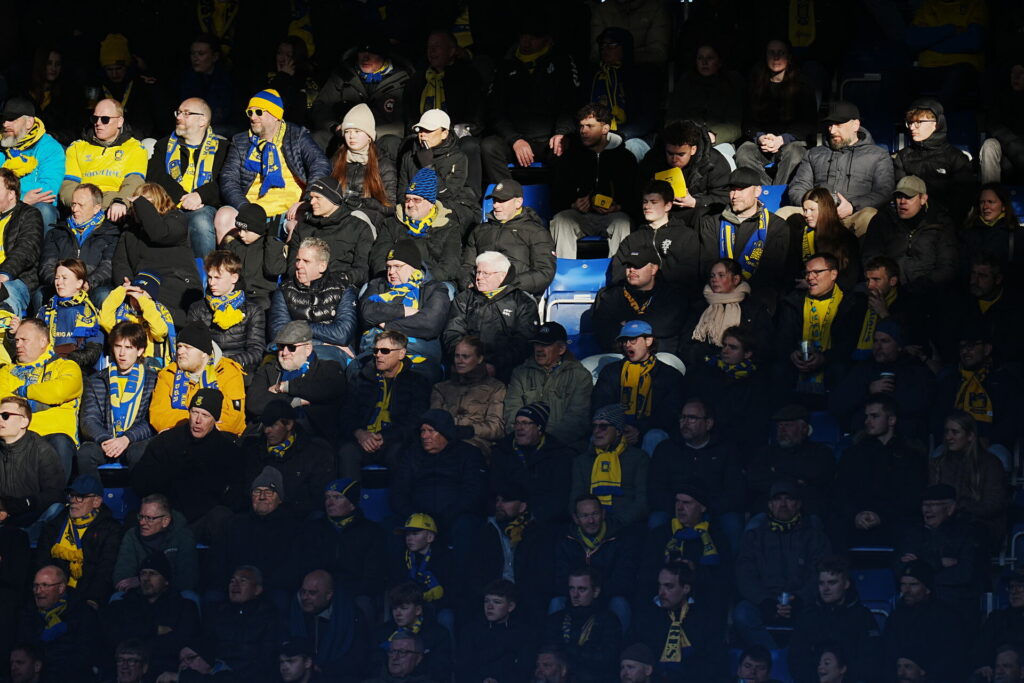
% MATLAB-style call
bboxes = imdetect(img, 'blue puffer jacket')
[220,123,330,209]
[13,132,65,198]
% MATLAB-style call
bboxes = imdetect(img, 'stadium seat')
[760,185,787,212]
[852,568,896,603]
[808,411,840,447]
[544,258,612,358]
[1005,186,1024,225]
[771,648,794,683]
[580,353,623,385]
[547,258,612,294]
[483,170,554,223]
[360,465,392,523]
[196,258,208,290]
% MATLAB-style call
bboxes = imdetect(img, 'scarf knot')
[957,361,993,423]
[590,437,627,508]
[665,517,720,566]
[369,269,424,308]
[402,205,438,236]
[768,513,802,533]
[1,118,46,176]
[707,354,757,379]
[170,358,218,410]
[692,281,751,345]
[661,602,693,663]
[206,290,246,329]
[267,434,295,459]
[420,67,447,113]
[405,548,444,602]
[67,211,104,245]
[166,129,221,192]
[359,61,394,84]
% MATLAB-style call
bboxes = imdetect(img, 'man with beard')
[543,568,621,682]
[974,571,1024,680]
[0,98,63,230]
[60,99,147,210]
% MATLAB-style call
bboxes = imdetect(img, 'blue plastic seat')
[482,180,553,223]
[360,465,392,523]
[808,411,840,447]
[1006,186,1024,226]
[760,185,787,213]
[102,486,140,522]
[547,258,612,293]
[852,568,896,603]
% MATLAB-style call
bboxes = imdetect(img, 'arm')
[214,363,247,436]
[79,375,114,443]
[848,152,895,211]
[559,366,595,444]
[611,451,648,529]
[295,126,331,181]
[262,235,288,277]
[287,360,347,403]
[38,231,59,288]
[86,232,119,293]
[136,295,170,342]
[233,305,267,370]
[146,137,185,202]
[472,383,507,442]
[0,206,42,280]
[267,290,290,344]
[132,197,188,246]
[787,157,814,206]
[107,165,146,207]
[309,286,357,346]
[31,137,65,198]
[384,284,450,339]
[516,229,556,294]
[60,143,82,208]
[219,140,248,209]
[122,369,158,443]
[23,360,83,406]
[148,370,185,433]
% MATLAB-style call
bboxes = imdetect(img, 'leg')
[603,212,633,257]
[647,511,670,529]
[119,440,151,469]
[75,441,108,482]
[337,440,367,482]
[640,428,669,457]
[734,142,773,185]
[845,207,878,238]
[979,138,1003,185]
[0,278,30,317]
[89,285,113,310]
[713,511,745,557]
[608,596,631,634]
[549,210,584,259]
[34,201,58,236]
[547,596,567,615]
[214,206,240,246]
[774,141,807,185]
[624,138,650,163]
[732,599,778,650]
[44,434,75,483]
[187,205,218,258]
[481,135,514,184]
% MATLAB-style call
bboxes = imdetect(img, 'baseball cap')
[403,513,438,534]
[822,101,861,124]
[66,474,103,498]
[486,179,524,202]
[894,176,927,198]
[616,320,654,340]
[413,109,451,132]
[530,322,568,345]
[621,244,659,268]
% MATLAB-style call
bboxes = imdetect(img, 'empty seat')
[360,465,392,523]
[760,185,788,212]
[852,568,896,603]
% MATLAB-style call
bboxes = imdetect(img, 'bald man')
[146,97,229,257]
[287,569,368,678]
[60,98,147,209]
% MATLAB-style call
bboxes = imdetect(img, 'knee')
[214,206,238,231]
[980,138,1002,156]
[480,136,505,157]
[779,142,806,161]
[735,142,758,160]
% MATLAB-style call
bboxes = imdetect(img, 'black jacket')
[246,355,347,442]
[360,277,450,342]
[698,207,791,310]
[397,133,478,219]
[829,354,936,440]
[637,123,731,219]
[131,424,242,523]
[40,216,121,295]
[488,48,578,144]
[310,50,413,140]
[894,516,985,616]
[17,588,100,682]
[461,207,556,295]
[773,287,866,388]
[442,276,539,382]
[294,511,388,598]
[788,590,882,683]
[342,357,430,447]
[649,435,744,516]
[36,504,121,606]
[370,202,463,283]
[833,435,928,533]
[146,132,228,207]
[554,526,638,600]
[100,588,201,678]
[0,523,30,656]
[0,431,65,520]
[861,205,958,295]
[456,615,535,683]
[372,616,453,683]
[240,429,337,518]
[466,516,550,614]
[974,606,1024,671]
[222,234,288,309]
[403,59,485,133]
[543,606,621,683]
[214,506,302,591]
[392,440,487,531]
[592,357,685,435]
[629,597,719,682]
[331,155,397,227]
[735,512,832,608]
[0,201,43,290]
[489,433,574,526]
[613,217,702,294]
[289,206,374,287]
[931,361,1020,449]
[554,132,638,219]
[747,440,836,518]
[883,597,968,681]
[204,595,280,683]
[592,280,687,354]
[269,273,358,347]
[186,296,267,373]
[684,359,775,456]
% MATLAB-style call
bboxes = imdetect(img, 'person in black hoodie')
[667,43,745,147]
[973,570,1024,678]
[543,567,621,683]
[111,184,204,326]
[0,169,43,317]
[456,579,535,683]
[894,98,975,223]
[220,203,289,311]
[550,103,638,259]
[40,183,121,301]
[398,109,478,229]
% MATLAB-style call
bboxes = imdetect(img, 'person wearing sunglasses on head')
[338,330,430,481]
[247,322,347,444]
[0,395,65,530]
[59,96,147,212]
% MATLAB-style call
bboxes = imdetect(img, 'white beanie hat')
[341,103,377,141]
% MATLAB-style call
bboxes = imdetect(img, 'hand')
[116,577,140,592]
[101,436,130,458]
[277,55,296,76]
[789,349,824,372]
[573,196,591,213]
[672,195,696,209]
[340,346,355,359]
[854,511,876,530]
[268,383,283,394]
[776,603,793,619]
[6,316,20,334]
[285,201,304,222]
[23,188,56,205]
[975,666,994,682]
[179,192,203,211]
[157,625,173,636]
[0,274,8,284]
[622,424,640,446]
[355,429,384,453]
[86,599,99,610]
[107,203,128,222]
[900,553,918,563]
[156,673,179,683]
[512,139,534,167]
[868,377,895,394]
[941,557,958,568]
[867,289,890,317]
[549,134,565,157]
[835,192,854,219]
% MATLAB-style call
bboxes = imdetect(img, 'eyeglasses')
[513,419,537,427]
[373,347,399,355]
[476,270,503,278]
[174,110,205,118]
[906,120,937,128]
[245,108,265,118]
[67,493,98,501]
[389,649,421,657]
[252,487,277,498]
[0,411,26,421]
[279,343,309,353]
[804,268,833,277]
[90,115,117,124]
[137,513,168,523]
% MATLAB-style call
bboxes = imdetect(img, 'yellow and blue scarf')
[359,61,394,84]
[268,434,295,459]
[591,437,627,508]
[50,509,98,586]
[802,286,844,353]
[42,291,100,344]
[39,598,69,642]
[514,435,545,465]
[165,129,222,193]
[420,68,447,113]
[170,358,218,410]
[11,345,59,412]
[197,0,239,52]
[854,287,898,359]
[369,268,423,308]
[405,548,444,602]
[591,64,627,130]
[664,518,720,566]
[67,211,104,245]
[206,290,246,330]
[956,361,993,424]
[514,44,550,74]
[367,363,402,433]
[575,521,607,553]
[707,355,757,379]
[719,208,770,280]
[561,612,596,647]
[1,117,45,177]
[620,357,655,418]
[108,363,146,436]
[244,121,286,197]
[661,603,693,663]
[402,205,438,237]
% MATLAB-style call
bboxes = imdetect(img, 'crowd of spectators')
[0,0,1022,682]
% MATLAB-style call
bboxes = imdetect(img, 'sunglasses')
[0,411,25,421]
[279,343,308,353]
[245,108,265,118]
[372,347,398,355]
[90,115,118,125]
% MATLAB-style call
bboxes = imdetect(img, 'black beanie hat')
[308,176,344,206]
[140,552,173,583]
[386,238,424,271]
[235,203,269,235]
[190,388,223,421]
[177,321,214,355]
[516,402,550,431]
[420,408,458,442]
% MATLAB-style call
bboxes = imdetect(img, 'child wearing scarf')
[37,258,102,371]
[396,514,452,608]
[99,272,175,368]
[187,250,266,372]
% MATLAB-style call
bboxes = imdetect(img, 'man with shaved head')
[146,98,228,257]
[286,569,368,679]
[17,565,100,679]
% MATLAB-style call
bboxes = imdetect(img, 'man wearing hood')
[787,101,895,237]
[461,179,555,296]
[59,97,147,211]
[894,98,975,222]
[550,103,637,259]
[443,251,539,382]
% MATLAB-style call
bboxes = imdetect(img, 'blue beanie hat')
[407,168,438,204]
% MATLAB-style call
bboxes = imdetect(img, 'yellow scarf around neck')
[619,357,655,417]
[590,437,627,507]
[802,286,844,352]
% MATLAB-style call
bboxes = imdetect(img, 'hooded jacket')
[371,201,463,283]
[148,343,247,436]
[310,49,413,140]
[398,132,478,217]
[221,233,288,309]
[489,47,579,145]
[861,204,958,293]
[787,128,896,211]
[614,216,702,294]
[39,214,121,295]
[0,201,43,290]
[36,503,121,605]
[289,206,374,287]
[637,122,732,216]
[269,273,358,348]
[554,132,639,219]
[221,123,330,210]
[503,356,594,448]
[462,206,556,295]
[392,438,488,530]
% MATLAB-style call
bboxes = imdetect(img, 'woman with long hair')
[26,45,85,146]
[930,411,1008,548]
[787,187,861,289]
[960,183,1023,284]
[36,258,103,371]
[329,103,396,227]
[430,335,506,458]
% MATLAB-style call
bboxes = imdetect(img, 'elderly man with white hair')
[443,251,539,382]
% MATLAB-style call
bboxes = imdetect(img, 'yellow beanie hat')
[100,34,131,67]
[248,89,285,121]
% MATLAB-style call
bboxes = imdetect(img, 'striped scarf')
[768,513,802,533]
[367,363,402,433]
[206,290,246,330]
[10,345,59,412]
[801,225,815,261]
[854,287,898,359]
[590,437,627,508]
[623,288,652,315]
[170,358,218,410]
[402,205,437,236]
[244,122,286,197]
[405,548,444,602]
[420,68,447,113]
[664,518,720,566]
[956,361,993,424]
[43,291,100,344]
[619,357,655,418]
[267,434,295,459]
[39,598,69,642]
[575,521,607,552]
[707,355,757,379]
[660,603,692,663]
[719,208,770,280]
[561,612,596,646]
[802,286,844,352]
[369,269,423,308]
[1,117,45,177]
[108,363,146,436]
[591,64,627,130]
[49,509,97,586]
[67,211,104,245]
[165,129,221,192]
[503,513,530,548]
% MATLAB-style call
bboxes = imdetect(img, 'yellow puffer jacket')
[0,348,84,443]
[149,349,246,436]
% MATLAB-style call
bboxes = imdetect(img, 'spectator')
[287,176,374,288]
[111,183,204,326]
[461,179,555,296]
[831,394,928,549]
[0,98,61,234]
[132,389,242,542]
[0,167,42,321]
[112,494,199,594]
[0,399,62,537]
[276,638,320,683]
[787,101,895,237]
[733,479,832,649]
[338,331,430,480]
[310,39,412,147]
[533,648,571,683]
[612,180,700,293]
[145,97,227,258]
[666,44,745,147]
[293,478,388,607]
[481,18,578,184]
[101,554,201,678]
[179,36,234,135]
[589,0,670,66]
[490,403,574,526]
[162,640,235,681]
[370,168,463,284]
[980,62,1024,184]
[636,120,731,225]
[973,572,1024,678]
[220,203,288,310]
[0,498,30,657]
[698,168,791,310]
[861,176,958,296]
[370,583,452,683]
[894,99,975,222]
[35,258,103,372]
[269,237,358,366]
[24,46,85,146]
[593,243,686,354]
[455,579,534,683]
[186,251,266,373]
[36,474,120,608]
[591,321,685,446]
[286,571,368,679]
[851,256,911,361]
[390,511,457,611]
[7,644,43,683]
[787,556,882,683]
[59,99,146,210]
[569,406,649,531]
[735,39,816,185]
[99,274,178,368]
[929,411,1008,550]
[205,566,280,682]
[618,643,656,683]
[368,634,434,683]
[550,104,637,259]
[956,252,1024,364]
[0,317,83,479]
[905,0,987,107]
[215,89,330,243]
[430,335,505,457]
[402,29,484,138]
[108,639,151,683]
[735,646,783,683]
[327,104,395,229]
[503,323,593,448]
[784,188,861,291]
[443,251,539,381]
[149,322,246,436]
[40,183,121,301]
[544,567,621,683]
[240,401,336,518]
[91,34,163,140]
[586,28,659,155]
[359,238,450,369]
[398,109,477,228]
